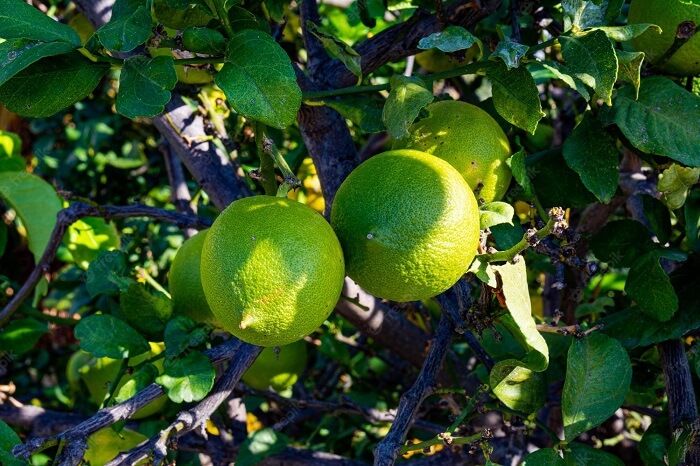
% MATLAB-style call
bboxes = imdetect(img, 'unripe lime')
[331,149,480,302]
[628,0,700,76]
[394,101,512,203]
[84,427,148,466]
[242,340,308,391]
[169,229,217,325]
[201,196,345,347]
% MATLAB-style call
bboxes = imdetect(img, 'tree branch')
[373,313,455,466]
[162,143,197,238]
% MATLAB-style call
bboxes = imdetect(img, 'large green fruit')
[331,149,480,302]
[242,340,308,391]
[628,0,700,76]
[394,100,512,203]
[169,229,217,324]
[201,196,345,347]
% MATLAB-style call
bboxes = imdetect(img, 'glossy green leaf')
[117,55,178,119]
[527,149,598,208]
[85,250,131,298]
[75,314,150,359]
[164,316,209,359]
[0,39,76,87]
[638,417,670,466]
[657,164,700,210]
[306,21,362,79]
[564,442,625,465]
[156,350,215,403]
[155,0,213,29]
[0,171,61,264]
[599,77,700,167]
[0,318,48,355]
[562,332,632,440]
[593,24,660,42]
[237,428,291,466]
[64,217,121,269]
[490,361,545,413]
[489,39,529,70]
[228,6,261,32]
[625,251,678,322]
[560,30,618,105]
[325,97,385,134]
[114,364,159,405]
[523,448,565,465]
[382,75,433,140]
[482,61,545,134]
[97,4,152,52]
[539,61,591,100]
[181,27,227,55]
[0,52,109,118]
[0,0,81,45]
[0,420,25,466]
[479,202,514,229]
[506,145,533,199]
[615,50,644,99]
[562,112,619,203]
[562,0,624,30]
[119,282,173,341]
[418,25,483,56]
[589,219,656,268]
[215,30,301,129]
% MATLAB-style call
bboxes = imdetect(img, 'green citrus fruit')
[201,196,345,347]
[393,100,512,203]
[77,343,166,419]
[84,427,148,466]
[169,229,217,324]
[628,0,700,76]
[330,149,480,302]
[242,340,308,391]
[415,46,477,73]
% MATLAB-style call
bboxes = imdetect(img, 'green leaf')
[593,24,660,42]
[479,202,514,229]
[116,55,178,119]
[615,50,644,99]
[527,149,598,208]
[642,194,671,244]
[482,61,545,134]
[215,29,301,129]
[382,75,433,140]
[325,97,385,134]
[0,130,22,159]
[599,77,700,167]
[589,219,656,268]
[118,282,173,341]
[492,260,549,371]
[64,217,121,269]
[625,251,679,322]
[505,144,533,199]
[0,420,25,466]
[684,190,700,253]
[0,52,109,118]
[0,171,62,264]
[181,27,227,55]
[489,39,529,70]
[306,21,362,79]
[418,25,483,57]
[559,30,618,105]
[0,0,82,45]
[490,362,545,413]
[467,256,498,288]
[155,0,213,29]
[163,316,209,359]
[237,428,290,466]
[638,417,670,466]
[114,363,159,404]
[0,39,76,87]
[658,164,700,210]
[539,61,591,101]
[97,4,152,52]
[562,0,624,30]
[0,318,48,355]
[264,0,286,22]
[75,314,150,359]
[564,442,625,465]
[562,332,632,440]
[85,250,131,298]
[523,448,565,465]
[562,112,619,203]
[156,350,215,403]
[228,6,262,32]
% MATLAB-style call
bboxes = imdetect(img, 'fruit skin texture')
[628,0,700,76]
[242,340,308,391]
[169,229,217,325]
[84,427,148,466]
[330,149,480,302]
[201,196,345,347]
[393,100,512,203]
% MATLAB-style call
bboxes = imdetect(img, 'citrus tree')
[0,0,699,464]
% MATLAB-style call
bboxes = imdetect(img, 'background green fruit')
[201,196,345,347]
[84,427,148,466]
[394,100,512,203]
[169,229,217,324]
[628,0,700,76]
[147,47,214,85]
[415,46,477,73]
[331,149,480,302]
[242,340,308,391]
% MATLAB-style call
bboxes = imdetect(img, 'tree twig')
[162,144,197,238]
[373,313,455,466]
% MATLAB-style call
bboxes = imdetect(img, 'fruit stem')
[656,21,697,69]
[100,357,129,409]
[400,430,485,454]
[477,207,566,263]
[254,122,282,196]
[136,266,172,299]
[254,123,301,197]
